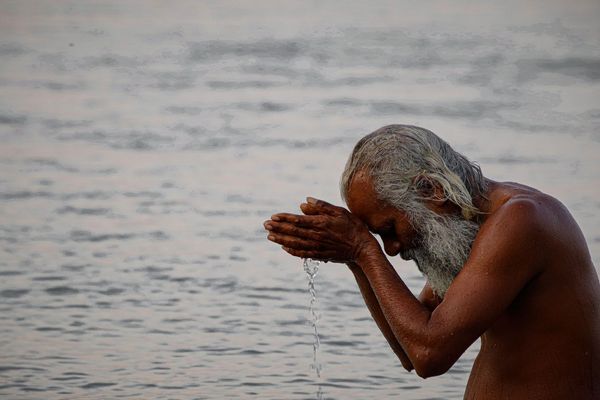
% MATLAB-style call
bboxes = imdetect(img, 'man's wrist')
[353,235,383,268]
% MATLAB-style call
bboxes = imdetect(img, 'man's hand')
[264,197,378,264]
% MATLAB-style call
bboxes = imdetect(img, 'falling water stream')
[303,258,323,398]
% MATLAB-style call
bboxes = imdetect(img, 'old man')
[264,125,600,399]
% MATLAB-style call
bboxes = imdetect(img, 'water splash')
[303,258,322,379]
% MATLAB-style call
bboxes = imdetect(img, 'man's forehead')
[347,172,384,216]
[348,171,375,196]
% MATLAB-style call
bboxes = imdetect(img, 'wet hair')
[340,124,487,221]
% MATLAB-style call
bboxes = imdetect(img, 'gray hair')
[340,124,487,221]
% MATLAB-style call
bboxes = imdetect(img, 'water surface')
[1,1,599,399]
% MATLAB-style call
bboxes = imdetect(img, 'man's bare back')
[464,182,600,399]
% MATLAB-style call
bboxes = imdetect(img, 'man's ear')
[413,175,447,207]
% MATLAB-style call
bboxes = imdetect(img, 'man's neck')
[473,178,500,219]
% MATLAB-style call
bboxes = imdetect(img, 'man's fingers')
[303,197,345,216]
[269,213,321,228]
[264,220,323,241]
[267,232,326,251]
[300,203,320,215]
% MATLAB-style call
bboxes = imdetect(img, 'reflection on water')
[0,1,599,399]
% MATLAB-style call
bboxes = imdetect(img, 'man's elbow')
[411,349,453,379]
[414,362,450,379]
[399,358,414,372]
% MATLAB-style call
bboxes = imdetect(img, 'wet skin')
[264,174,600,399]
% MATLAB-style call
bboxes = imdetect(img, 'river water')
[1,1,599,399]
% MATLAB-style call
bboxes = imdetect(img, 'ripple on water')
[162,318,194,323]
[146,329,175,335]
[174,348,195,353]
[242,293,284,301]
[19,387,46,392]
[80,382,116,389]
[169,276,195,283]
[0,191,53,200]
[203,277,238,292]
[45,286,79,295]
[0,289,29,298]
[35,326,64,332]
[250,286,305,294]
[51,375,86,382]
[0,270,24,276]
[0,366,47,372]
[136,265,173,273]
[275,318,305,326]
[70,230,135,242]
[117,318,144,328]
[32,276,66,281]
[60,263,88,271]
[56,206,111,216]
[97,288,125,296]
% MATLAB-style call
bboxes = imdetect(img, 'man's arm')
[353,198,544,377]
[266,198,545,378]
[348,261,414,371]
[349,263,442,371]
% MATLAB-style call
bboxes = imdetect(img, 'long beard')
[401,210,480,298]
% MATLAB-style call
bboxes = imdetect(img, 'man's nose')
[382,237,401,257]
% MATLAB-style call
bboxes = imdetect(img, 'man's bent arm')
[354,200,544,378]
[348,262,414,371]
[266,197,543,378]
[349,261,443,371]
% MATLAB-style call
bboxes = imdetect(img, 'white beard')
[401,210,480,298]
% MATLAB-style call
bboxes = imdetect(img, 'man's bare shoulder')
[482,182,575,237]
[468,182,582,276]
[476,181,592,274]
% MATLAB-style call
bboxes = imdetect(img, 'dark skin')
[264,172,600,399]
